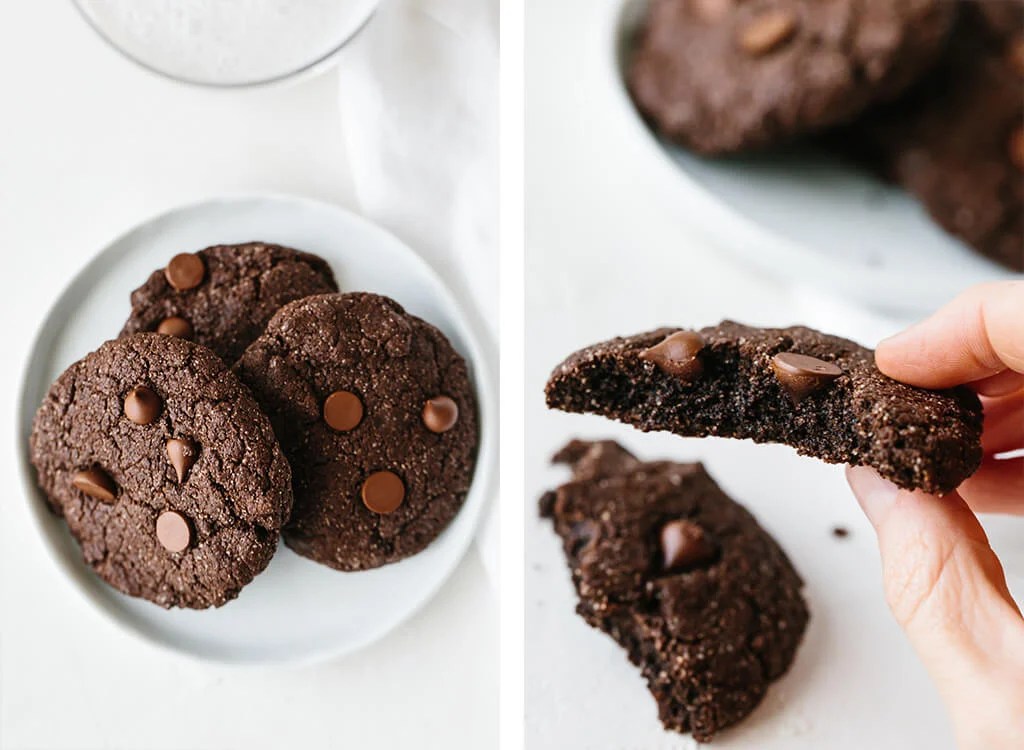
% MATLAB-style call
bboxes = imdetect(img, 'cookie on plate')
[120,242,339,364]
[843,0,1024,271]
[236,292,478,571]
[29,334,293,609]
[628,0,956,154]
[546,321,983,494]
[540,440,808,742]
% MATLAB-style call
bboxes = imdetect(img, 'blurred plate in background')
[604,0,1018,317]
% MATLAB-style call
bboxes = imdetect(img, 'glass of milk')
[73,0,381,87]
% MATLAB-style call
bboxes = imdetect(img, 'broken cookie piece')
[540,440,808,742]
[546,321,983,494]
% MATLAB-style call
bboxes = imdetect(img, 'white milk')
[78,0,379,85]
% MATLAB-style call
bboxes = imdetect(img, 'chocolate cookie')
[546,322,984,494]
[29,334,292,609]
[120,242,339,364]
[235,293,478,571]
[540,440,808,742]
[843,1,1024,270]
[628,0,956,154]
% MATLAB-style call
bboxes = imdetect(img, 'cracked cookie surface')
[546,321,984,494]
[236,293,479,571]
[120,242,339,364]
[29,333,293,609]
[628,0,956,154]
[540,440,808,742]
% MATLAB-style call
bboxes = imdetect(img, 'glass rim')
[70,0,379,89]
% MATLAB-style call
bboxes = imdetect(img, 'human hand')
[845,281,1024,750]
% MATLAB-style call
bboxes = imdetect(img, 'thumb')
[846,466,1024,746]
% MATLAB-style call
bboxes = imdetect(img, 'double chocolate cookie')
[844,0,1024,271]
[628,0,956,154]
[236,293,478,571]
[30,334,293,609]
[121,242,339,363]
[546,322,984,494]
[540,440,808,742]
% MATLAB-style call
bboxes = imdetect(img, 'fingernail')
[845,465,900,528]
[876,324,916,354]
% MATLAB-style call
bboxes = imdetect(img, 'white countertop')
[0,3,496,749]
[524,1,1024,748]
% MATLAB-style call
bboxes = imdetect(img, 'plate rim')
[14,191,498,668]
[597,0,1016,315]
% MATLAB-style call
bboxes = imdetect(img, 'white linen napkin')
[337,0,499,586]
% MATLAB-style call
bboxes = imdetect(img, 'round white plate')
[603,0,1019,316]
[16,194,497,666]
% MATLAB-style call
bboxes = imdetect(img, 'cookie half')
[236,292,479,571]
[540,440,808,742]
[30,334,293,609]
[628,0,956,154]
[546,322,983,494]
[842,0,1024,271]
[120,242,339,363]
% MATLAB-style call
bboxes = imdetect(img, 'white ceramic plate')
[603,0,1019,316]
[16,194,497,666]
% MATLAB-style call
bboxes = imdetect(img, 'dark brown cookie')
[29,334,293,609]
[120,242,339,364]
[628,0,956,154]
[540,440,808,742]
[842,0,1024,271]
[235,293,479,571]
[546,322,984,494]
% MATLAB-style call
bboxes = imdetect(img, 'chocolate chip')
[423,396,459,433]
[660,519,716,572]
[156,316,193,340]
[164,253,205,291]
[739,9,798,56]
[361,470,405,514]
[124,386,161,425]
[323,390,363,432]
[72,467,117,503]
[1010,127,1024,172]
[166,438,197,484]
[832,526,850,539]
[693,0,732,22]
[639,331,705,381]
[156,510,192,552]
[770,352,843,405]
[1008,36,1024,77]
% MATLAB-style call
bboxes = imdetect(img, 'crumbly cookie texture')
[540,440,809,742]
[236,292,479,571]
[628,0,956,154]
[30,333,293,609]
[121,242,339,363]
[546,321,983,494]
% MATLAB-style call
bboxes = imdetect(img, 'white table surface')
[524,1,1024,748]
[0,3,496,749]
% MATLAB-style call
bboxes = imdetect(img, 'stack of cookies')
[29,243,479,609]
[628,0,1024,270]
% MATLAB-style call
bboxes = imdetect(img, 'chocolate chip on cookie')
[30,333,293,609]
[541,440,808,742]
[236,293,479,571]
[121,242,339,364]
[546,321,984,494]
[628,0,956,154]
